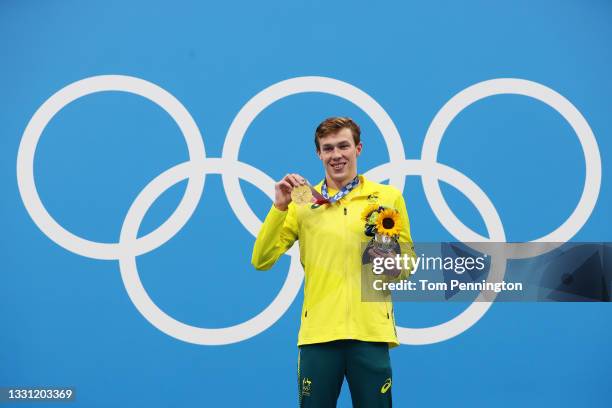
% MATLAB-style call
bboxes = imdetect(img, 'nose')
[331,147,343,160]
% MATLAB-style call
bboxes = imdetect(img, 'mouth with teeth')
[330,161,347,171]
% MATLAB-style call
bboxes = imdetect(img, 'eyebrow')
[321,141,351,148]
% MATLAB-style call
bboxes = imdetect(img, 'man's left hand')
[367,247,401,278]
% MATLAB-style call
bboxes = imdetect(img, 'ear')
[355,142,363,156]
[316,148,322,160]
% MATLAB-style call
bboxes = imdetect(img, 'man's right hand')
[274,173,307,211]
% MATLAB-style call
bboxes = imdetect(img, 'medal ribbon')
[320,175,360,204]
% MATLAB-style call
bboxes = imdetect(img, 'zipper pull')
[344,207,347,216]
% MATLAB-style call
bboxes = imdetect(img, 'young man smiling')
[252,117,415,407]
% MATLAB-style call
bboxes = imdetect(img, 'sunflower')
[361,204,380,222]
[375,208,402,237]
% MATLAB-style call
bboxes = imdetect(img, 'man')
[251,117,415,407]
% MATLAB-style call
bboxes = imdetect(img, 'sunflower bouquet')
[361,204,402,252]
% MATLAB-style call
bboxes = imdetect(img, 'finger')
[372,248,391,258]
[287,174,301,187]
[281,175,295,189]
[291,174,305,187]
[368,248,382,259]
[282,174,295,187]
[383,251,397,258]
[278,180,293,193]
[293,174,307,185]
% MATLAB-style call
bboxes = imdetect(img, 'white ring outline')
[366,160,506,345]
[15,75,602,345]
[222,76,406,237]
[16,75,207,260]
[421,78,602,258]
[119,159,303,345]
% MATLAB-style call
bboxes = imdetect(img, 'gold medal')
[291,184,313,205]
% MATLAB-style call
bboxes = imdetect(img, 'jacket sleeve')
[251,204,299,270]
[389,191,417,281]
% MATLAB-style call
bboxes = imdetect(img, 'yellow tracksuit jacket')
[251,175,415,348]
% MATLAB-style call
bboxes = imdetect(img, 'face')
[316,127,362,187]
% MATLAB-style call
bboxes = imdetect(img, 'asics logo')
[380,378,392,394]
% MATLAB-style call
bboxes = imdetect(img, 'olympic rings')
[119,159,303,345]
[16,75,601,345]
[16,75,207,260]
[421,78,601,258]
[222,76,406,237]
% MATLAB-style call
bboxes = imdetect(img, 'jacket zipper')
[344,205,349,331]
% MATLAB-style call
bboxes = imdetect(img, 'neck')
[325,172,358,191]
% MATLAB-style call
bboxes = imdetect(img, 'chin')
[331,173,348,184]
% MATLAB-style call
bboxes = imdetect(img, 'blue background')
[1,0,611,406]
